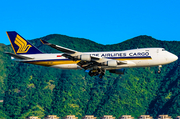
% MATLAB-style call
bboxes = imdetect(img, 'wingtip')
[40,39,44,44]
[40,39,49,44]
[40,39,51,45]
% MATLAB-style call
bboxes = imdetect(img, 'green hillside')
[0,34,180,118]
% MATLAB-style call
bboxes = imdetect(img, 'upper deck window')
[162,48,165,51]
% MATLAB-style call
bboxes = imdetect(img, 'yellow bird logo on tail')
[14,34,32,53]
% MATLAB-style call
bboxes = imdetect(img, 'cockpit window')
[162,48,165,51]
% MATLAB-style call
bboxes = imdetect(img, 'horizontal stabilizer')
[4,52,34,59]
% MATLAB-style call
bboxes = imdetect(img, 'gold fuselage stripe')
[24,57,152,66]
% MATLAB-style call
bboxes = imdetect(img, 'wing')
[40,40,77,54]
[40,40,127,70]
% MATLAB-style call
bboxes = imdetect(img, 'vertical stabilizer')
[6,31,43,54]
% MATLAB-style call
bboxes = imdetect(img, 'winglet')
[40,39,51,45]
[40,39,44,44]
[40,39,46,44]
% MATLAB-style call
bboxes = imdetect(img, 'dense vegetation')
[0,34,180,118]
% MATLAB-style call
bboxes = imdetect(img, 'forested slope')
[0,34,180,118]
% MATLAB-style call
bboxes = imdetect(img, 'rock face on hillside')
[0,34,180,118]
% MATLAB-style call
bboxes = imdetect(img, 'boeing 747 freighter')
[5,31,178,78]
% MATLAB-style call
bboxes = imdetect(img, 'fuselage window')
[162,48,165,51]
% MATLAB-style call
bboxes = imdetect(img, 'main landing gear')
[158,65,162,74]
[88,68,105,78]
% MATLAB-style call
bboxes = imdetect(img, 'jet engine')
[78,54,91,61]
[109,69,125,74]
[107,60,117,67]
[103,60,117,67]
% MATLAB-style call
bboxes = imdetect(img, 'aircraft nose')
[170,53,178,62]
[174,54,178,61]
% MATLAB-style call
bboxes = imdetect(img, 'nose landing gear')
[158,65,162,74]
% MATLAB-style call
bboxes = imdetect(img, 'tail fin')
[6,31,43,54]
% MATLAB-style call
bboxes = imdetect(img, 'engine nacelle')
[78,54,91,61]
[109,69,125,74]
[106,60,117,67]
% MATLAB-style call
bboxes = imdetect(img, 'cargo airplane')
[5,31,178,78]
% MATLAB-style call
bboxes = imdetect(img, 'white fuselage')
[13,48,178,70]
